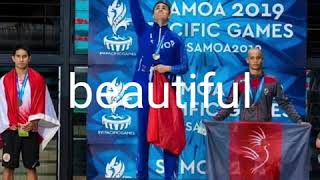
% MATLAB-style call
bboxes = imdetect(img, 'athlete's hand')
[20,120,39,132]
[31,120,39,131]
[20,122,32,132]
[154,64,172,73]
[9,126,17,130]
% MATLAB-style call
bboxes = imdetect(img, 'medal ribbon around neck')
[152,30,168,61]
[249,76,265,107]
[17,72,28,106]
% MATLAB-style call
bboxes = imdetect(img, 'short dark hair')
[153,1,171,12]
[12,45,31,56]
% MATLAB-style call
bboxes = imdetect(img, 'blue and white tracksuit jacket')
[129,0,188,179]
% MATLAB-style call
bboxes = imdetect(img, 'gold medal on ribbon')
[152,53,160,60]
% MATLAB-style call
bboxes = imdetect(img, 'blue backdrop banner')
[87,0,306,179]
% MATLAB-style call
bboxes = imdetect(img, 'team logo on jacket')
[104,0,132,52]
[105,156,125,178]
[102,77,132,131]
[162,40,176,49]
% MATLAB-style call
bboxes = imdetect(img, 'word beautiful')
[70,72,251,109]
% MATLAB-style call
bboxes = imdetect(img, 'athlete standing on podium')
[213,48,302,123]
[129,0,188,179]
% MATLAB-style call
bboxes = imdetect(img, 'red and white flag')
[147,71,186,155]
[0,68,60,150]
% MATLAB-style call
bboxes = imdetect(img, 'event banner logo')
[105,156,125,178]
[104,0,132,52]
[84,66,137,144]
[88,145,135,178]
[101,77,132,131]
[89,0,136,64]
